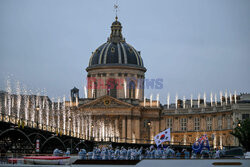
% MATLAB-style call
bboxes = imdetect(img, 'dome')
[88,41,144,67]
[87,17,145,70]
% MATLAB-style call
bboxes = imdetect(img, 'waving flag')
[154,128,171,146]
[192,134,210,153]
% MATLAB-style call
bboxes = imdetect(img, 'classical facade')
[74,17,250,148]
[161,99,250,148]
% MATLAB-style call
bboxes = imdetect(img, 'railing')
[0,113,165,144]
[163,105,237,115]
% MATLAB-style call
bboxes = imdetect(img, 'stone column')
[122,117,126,142]
[127,117,132,142]
[160,118,165,131]
[115,117,119,142]
[155,120,159,135]
[134,118,140,142]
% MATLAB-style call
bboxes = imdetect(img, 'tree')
[231,119,250,151]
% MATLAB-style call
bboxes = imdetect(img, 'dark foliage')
[231,119,250,151]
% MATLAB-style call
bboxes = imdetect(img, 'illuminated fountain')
[24,90,30,122]
[63,96,66,133]
[220,91,223,106]
[31,96,35,122]
[6,79,12,117]
[215,93,217,106]
[175,94,178,109]
[198,93,200,108]
[84,85,87,98]
[76,96,79,107]
[57,98,60,130]
[16,81,21,119]
[203,92,206,107]
[45,97,49,126]
[51,98,55,127]
[81,115,84,138]
[73,112,76,136]
[230,92,232,104]
[190,94,193,108]
[210,92,213,106]
[167,93,170,109]
[77,114,80,138]
[42,96,45,109]
[225,90,228,105]
[87,115,92,140]
[183,96,186,109]
[156,94,159,107]
[68,109,71,135]
[234,91,237,104]
[38,95,42,125]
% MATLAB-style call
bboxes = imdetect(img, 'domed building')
[73,17,161,144]
[86,16,146,100]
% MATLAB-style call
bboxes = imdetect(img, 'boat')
[2,157,250,166]
[72,159,250,167]
[7,158,24,164]
[23,156,70,165]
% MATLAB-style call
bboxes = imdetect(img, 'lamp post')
[146,121,151,143]
[91,125,94,141]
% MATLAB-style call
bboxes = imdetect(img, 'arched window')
[107,78,117,98]
[129,80,136,99]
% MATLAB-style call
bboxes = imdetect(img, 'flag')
[192,134,210,153]
[154,128,171,146]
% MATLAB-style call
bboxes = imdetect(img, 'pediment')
[80,95,133,109]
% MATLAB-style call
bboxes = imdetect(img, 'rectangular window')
[180,118,187,131]
[206,117,212,131]
[218,116,222,130]
[194,117,200,131]
[242,114,250,120]
[166,118,172,131]
[227,117,231,129]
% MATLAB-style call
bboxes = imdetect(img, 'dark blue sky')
[1,0,250,103]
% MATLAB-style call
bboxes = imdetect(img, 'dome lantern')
[108,16,125,43]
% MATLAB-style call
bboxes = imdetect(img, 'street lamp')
[147,121,151,126]
[146,120,151,143]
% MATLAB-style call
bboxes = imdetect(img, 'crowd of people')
[53,145,225,160]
